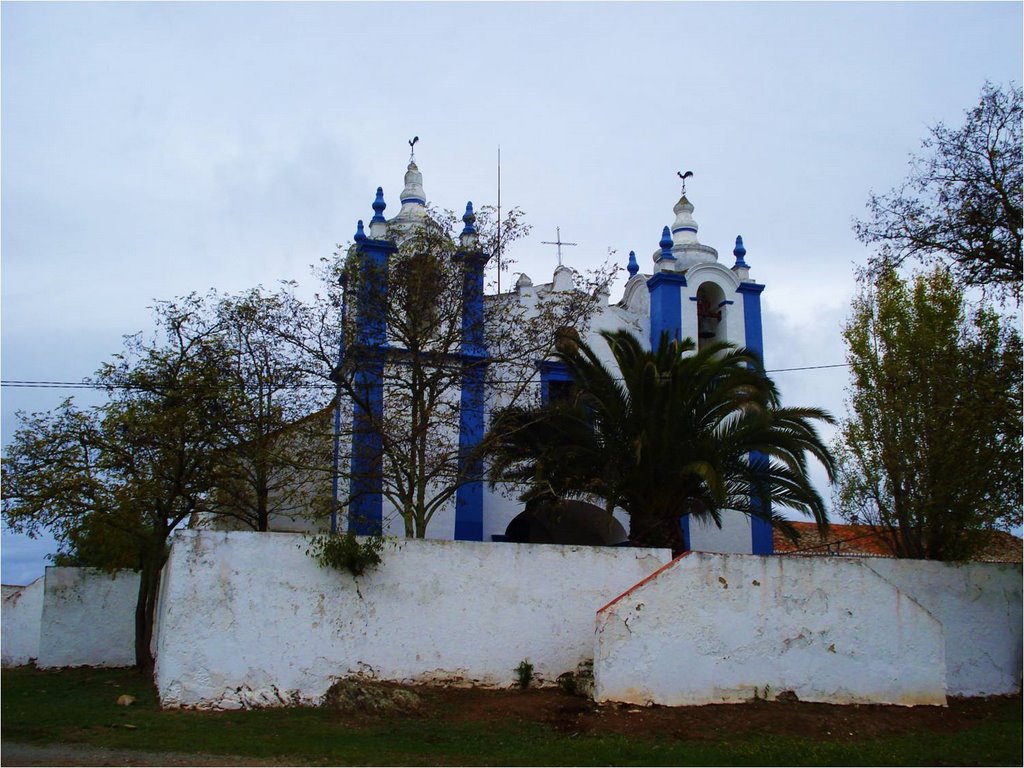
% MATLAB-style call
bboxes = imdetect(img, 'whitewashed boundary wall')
[864,559,1022,696]
[37,567,139,669]
[154,530,673,709]
[2,578,45,667]
[594,553,949,707]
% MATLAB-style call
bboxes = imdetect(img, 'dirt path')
[1,742,288,767]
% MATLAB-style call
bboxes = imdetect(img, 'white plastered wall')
[864,559,1022,696]
[154,530,672,709]
[37,567,139,669]
[594,552,949,707]
[2,577,45,667]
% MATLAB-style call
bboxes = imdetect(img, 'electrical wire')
[1,363,851,390]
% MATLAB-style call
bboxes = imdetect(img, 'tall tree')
[854,82,1023,301]
[487,329,836,553]
[2,298,232,670]
[833,267,1022,560]
[204,287,334,532]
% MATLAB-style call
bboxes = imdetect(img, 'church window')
[538,360,574,404]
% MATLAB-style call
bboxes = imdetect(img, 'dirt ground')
[3,686,1019,766]
[419,685,1020,742]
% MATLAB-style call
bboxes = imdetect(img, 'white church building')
[337,153,774,556]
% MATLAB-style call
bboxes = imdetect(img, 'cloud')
[1,528,57,586]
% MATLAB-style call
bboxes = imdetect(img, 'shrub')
[515,660,534,690]
[307,532,384,577]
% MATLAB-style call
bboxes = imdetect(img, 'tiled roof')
[773,522,1023,563]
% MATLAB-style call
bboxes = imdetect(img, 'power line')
[767,363,849,373]
[0,380,330,391]
[2,363,851,392]
[1,380,105,389]
[3,363,851,391]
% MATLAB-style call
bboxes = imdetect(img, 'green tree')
[47,511,139,569]
[203,287,334,532]
[854,82,1022,301]
[487,329,836,553]
[2,299,232,670]
[833,267,1022,560]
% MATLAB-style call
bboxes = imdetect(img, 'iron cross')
[541,227,578,267]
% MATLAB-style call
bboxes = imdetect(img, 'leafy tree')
[203,287,334,532]
[293,204,616,538]
[833,267,1022,560]
[2,401,138,570]
[487,329,836,553]
[854,82,1023,301]
[2,299,232,670]
[47,512,139,569]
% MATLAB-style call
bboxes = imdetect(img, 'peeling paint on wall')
[154,531,673,709]
[594,553,950,707]
[865,559,1023,696]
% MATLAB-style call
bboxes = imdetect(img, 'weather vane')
[408,136,419,162]
[677,170,694,196]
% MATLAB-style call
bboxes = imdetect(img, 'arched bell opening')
[503,499,628,546]
[695,281,728,352]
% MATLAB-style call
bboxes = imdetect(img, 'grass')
[2,666,1021,766]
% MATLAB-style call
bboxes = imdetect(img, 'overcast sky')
[2,1,1021,584]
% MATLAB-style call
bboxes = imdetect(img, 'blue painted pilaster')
[348,225,395,535]
[648,226,686,348]
[647,271,688,348]
[453,207,490,541]
[737,280,773,555]
[350,358,384,534]
[455,359,486,540]
[737,281,765,364]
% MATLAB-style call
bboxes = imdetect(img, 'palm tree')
[487,329,836,553]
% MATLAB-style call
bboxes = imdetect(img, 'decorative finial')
[626,250,639,278]
[354,219,366,243]
[659,225,675,260]
[371,187,387,223]
[408,136,419,162]
[733,235,748,268]
[677,170,694,196]
[462,201,476,235]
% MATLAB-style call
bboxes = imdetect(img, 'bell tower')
[643,173,773,555]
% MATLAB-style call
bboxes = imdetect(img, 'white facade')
[342,160,769,554]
